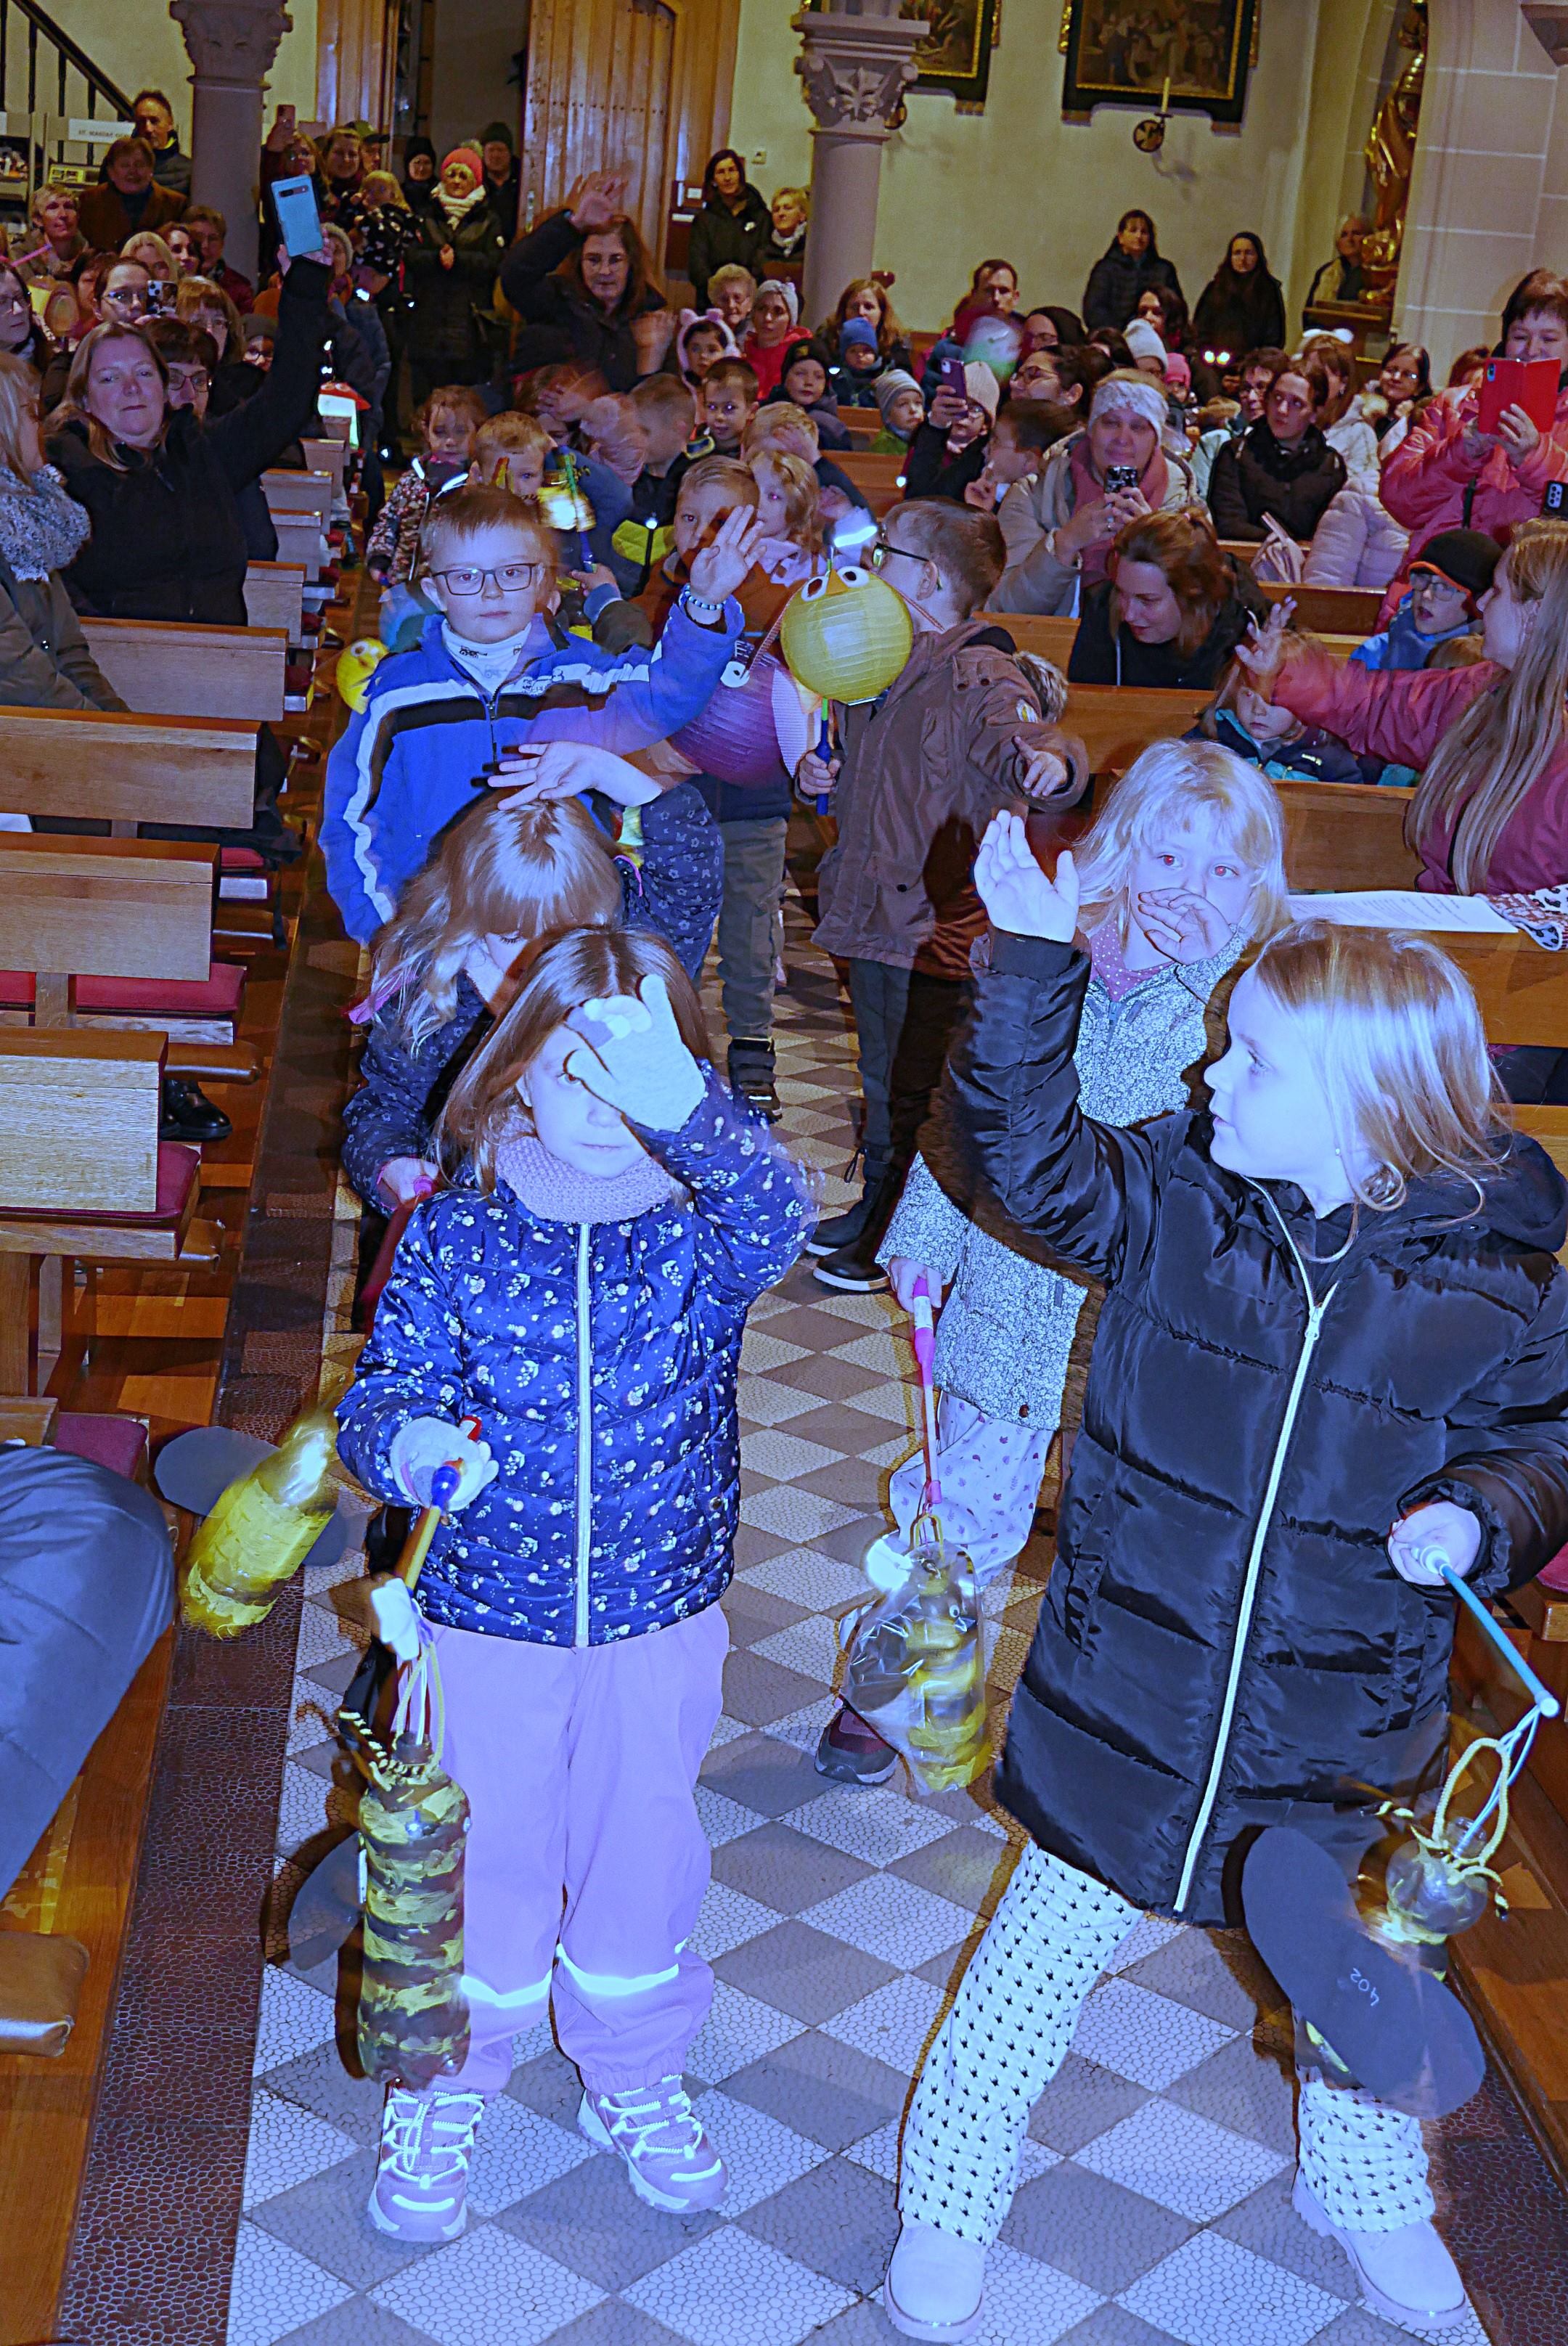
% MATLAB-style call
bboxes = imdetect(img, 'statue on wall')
[1359,0,1426,311]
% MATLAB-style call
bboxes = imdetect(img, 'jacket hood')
[1233,1127,1568,1261]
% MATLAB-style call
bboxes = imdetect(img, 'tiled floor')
[234,902,1504,2346]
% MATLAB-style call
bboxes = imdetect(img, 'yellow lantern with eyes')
[780,565,912,705]
[335,637,388,711]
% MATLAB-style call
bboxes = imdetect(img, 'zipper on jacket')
[1172,1203,1338,1913]
[573,1221,592,1647]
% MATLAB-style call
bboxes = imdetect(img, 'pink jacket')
[1381,385,1568,559]
[1302,484,1408,590]
[1273,646,1568,894]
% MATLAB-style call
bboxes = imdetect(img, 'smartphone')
[1103,464,1140,492]
[1478,356,1558,437]
[147,279,174,312]
[936,355,968,401]
[271,172,324,261]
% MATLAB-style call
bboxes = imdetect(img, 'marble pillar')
[171,0,293,282]
[795,0,928,328]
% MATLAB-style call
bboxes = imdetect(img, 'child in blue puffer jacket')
[336,925,810,2246]
[322,481,765,945]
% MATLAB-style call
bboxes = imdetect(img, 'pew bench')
[261,469,333,527]
[0,706,257,835]
[244,562,307,645]
[1000,612,1365,672]
[1259,582,1385,637]
[80,619,287,725]
[1061,684,1212,777]
[834,450,907,518]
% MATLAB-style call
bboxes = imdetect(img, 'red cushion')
[0,963,245,1017]
[219,846,268,873]
[0,1142,197,1227]
[55,1413,148,1480]
[1540,1545,1568,1593]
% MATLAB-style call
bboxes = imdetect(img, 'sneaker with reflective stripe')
[578,2074,727,2212]
[367,2085,486,2241]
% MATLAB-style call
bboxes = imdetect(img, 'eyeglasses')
[428,561,544,595]
[102,287,147,311]
[869,536,921,572]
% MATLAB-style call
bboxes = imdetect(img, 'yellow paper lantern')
[336,637,388,712]
[780,566,913,705]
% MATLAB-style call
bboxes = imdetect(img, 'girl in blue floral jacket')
[337,925,809,2246]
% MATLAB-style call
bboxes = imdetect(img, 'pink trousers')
[433,1604,729,2096]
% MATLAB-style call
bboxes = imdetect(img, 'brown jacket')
[813,619,1085,981]
[76,179,186,252]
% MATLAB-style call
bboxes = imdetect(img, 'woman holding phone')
[989,370,1195,616]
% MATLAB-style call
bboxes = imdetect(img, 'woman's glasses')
[428,560,544,595]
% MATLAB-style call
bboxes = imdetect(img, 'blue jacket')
[1351,595,1477,672]
[340,782,723,1203]
[322,600,740,943]
[335,1073,811,1644]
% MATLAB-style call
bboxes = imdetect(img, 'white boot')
[883,2220,985,2342]
[1294,2170,1466,2329]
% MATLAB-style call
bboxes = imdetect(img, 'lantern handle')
[1440,1564,1560,1720]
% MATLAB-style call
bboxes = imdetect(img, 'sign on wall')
[1059,0,1259,125]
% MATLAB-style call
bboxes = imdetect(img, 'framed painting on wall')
[1059,0,1259,126]
[901,0,1000,108]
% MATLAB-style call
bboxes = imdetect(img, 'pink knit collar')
[494,1130,681,1223]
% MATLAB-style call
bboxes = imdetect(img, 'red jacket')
[1381,385,1568,561]
[744,332,791,400]
[1273,647,1568,893]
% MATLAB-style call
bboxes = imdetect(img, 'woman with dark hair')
[1132,281,1218,402]
[1082,210,1183,333]
[1067,509,1266,689]
[1206,356,1347,542]
[317,125,367,229]
[1023,304,1084,354]
[685,148,770,311]
[401,134,438,216]
[1192,232,1286,363]
[500,170,671,391]
[1362,341,1430,444]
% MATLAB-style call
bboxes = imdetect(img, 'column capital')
[171,0,293,89]
[793,1,929,139]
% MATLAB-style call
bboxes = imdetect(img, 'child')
[1352,528,1497,671]
[801,502,1085,1290]
[366,385,488,584]
[322,481,764,944]
[343,756,723,1209]
[338,926,811,2242]
[513,359,608,448]
[675,308,736,388]
[636,455,769,634]
[904,362,1000,504]
[817,743,1289,1786]
[699,356,759,455]
[962,404,1071,512]
[871,369,925,454]
[883,856,1568,2342]
[601,375,701,592]
[470,408,552,495]
[768,337,849,449]
[743,401,869,531]
[749,448,822,585]
[743,277,799,399]
[833,316,886,405]
[706,263,756,338]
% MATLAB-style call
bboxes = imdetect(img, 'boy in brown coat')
[802,502,1086,1289]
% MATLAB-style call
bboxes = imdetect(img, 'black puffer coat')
[953,935,1568,1926]
[1067,569,1266,691]
[1206,420,1347,544]
[404,200,506,372]
[1082,242,1184,334]
[685,184,771,311]
[499,211,665,391]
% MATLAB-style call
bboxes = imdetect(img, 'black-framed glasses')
[869,536,921,573]
[428,561,544,595]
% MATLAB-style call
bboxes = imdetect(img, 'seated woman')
[818,278,910,375]
[1067,509,1266,690]
[1206,355,1346,544]
[1299,339,1379,481]
[742,279,799,401]
[1008,343,1090,420]
[1360,341,1429,449]
[990,369,1196,615]
[1235,516,1568,897]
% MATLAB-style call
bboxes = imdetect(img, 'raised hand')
[687,505,768,604]
[1387,1499,1482,1588]
[1232,597,1296,689]
[563,973,705,1131]
[1134,886,1233,966]
[491,738,661,806]
[974,814,1079,942]
[568,171,628,232]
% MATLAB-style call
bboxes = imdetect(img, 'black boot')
[160,1075,232,1144]
[813,1163,902,1293]
[727,1037,780,1122]
[804,1153,886,1257]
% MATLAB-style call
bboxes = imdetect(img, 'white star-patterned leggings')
[899,1843,1436,2245]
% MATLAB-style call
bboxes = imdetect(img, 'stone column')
[171,0,293,283]
[795,0,928,328]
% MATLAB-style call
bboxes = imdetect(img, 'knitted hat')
[873,367,922,419]
[1163,351,1192,395]
[1088,369,1168,433]
[839,317,878,356]
[441,146,484,184]
[675,306,738,375]
[757,277,799,325]
[1122,317,1168,369]
[1410,528,1500,607]
[779,335,832,381]
[963,361,1000,420]
[479,121,515,151]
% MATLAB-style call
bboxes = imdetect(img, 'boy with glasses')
[324,481,765,943]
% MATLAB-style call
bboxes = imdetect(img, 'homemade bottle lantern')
[780,565,912,705]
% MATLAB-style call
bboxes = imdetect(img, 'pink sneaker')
[367,2085,486,2242]
[1293,2170,1466,2329]
[578,2075,727,2212]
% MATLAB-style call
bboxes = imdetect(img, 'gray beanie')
[873,367,921,420]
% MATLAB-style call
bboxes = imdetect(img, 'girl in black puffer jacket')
[885,853,1568,2342]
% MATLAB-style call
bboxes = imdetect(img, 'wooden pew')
[835,449,906,518]
[1438,934,1568,1050]
[836,405,880,442]
[1260,581,1385,636]
[261,468,333,526]
[269,510,324,581]
[1061,683,1212,775]
[1273,779,1421,892]
[79,619,287,724]
[244,561,307,644]
[1000,610,1364,671]
[0,707,256,835]
[301,436,348,496]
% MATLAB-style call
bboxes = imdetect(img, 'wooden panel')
[301,438,347,497]
[0,838,215,986]
[270,513,322,581]
[0,1396,56,1443]
[1441,936,1568,1050]
[1061,684,1212,776]
[1000,612,1361,669]
[80,621,285,725]
[316,0,397,126]
[1259,581,1385,635]
[0,709,257,831]
[262,470,333,525]
[243,563,306,643]
[836,406,880,441]
[0,1030,163,1215]
[1273,778,1421,892]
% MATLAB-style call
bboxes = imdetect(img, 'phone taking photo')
[271,172,324,261]
[1103,464,1140,493]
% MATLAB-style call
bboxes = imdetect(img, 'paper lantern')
[671,650,796,786]
[336,637,388,711]
[780,566,912,705]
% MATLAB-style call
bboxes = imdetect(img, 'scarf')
[0,462,91,581]
[434,183,489,231]
[494,1130,682,1224]
[1068,436,1168,592]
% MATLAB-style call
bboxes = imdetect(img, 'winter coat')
[1082,242,1184,334]
[404,202,506,372]
[483,160,522,242]
[1206,421,1347,544]
[1349,594,1477,673]
[0,549,124,712]
[882,930,1241,1426]
[1324,412,1381,485]
[1381,381,1568,567]
[1302,483,1408,591]
[991,431,1197,616]
[322,600,742,943]
[954,931,1568,1922]
[1305,255,1363,312]
[335,1071,810,1645]
[685,187,772,311]
[366,462,435,585]
[499,211,666,391]
[1270,645,1568,894]
[47,258,330,625]
[1067,568,1266,691]
[1191,271,1286,361]
[813,620,1084,980]
[75,179,185,251]
[340,783,725,1202]
[903,421,987,506]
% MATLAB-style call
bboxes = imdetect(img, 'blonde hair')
[1410,520,1568,891]
[1076,740,1290,947]
[419,481,557,575]
[1251,921,1503,1209]
[121,230,177,279]
[772,185,809,221]
[709,263,758,306]
[371,798,623,1050]
[0,350,40,475]
[751,449,820,554]
[885,501,1005,617]
[359,170,409,210]
[743,401,818,462]
[473,408,553,476]
[439,927,709,1189]
[677,454,758,511]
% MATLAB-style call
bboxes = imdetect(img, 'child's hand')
[378,1155,439,1208]
[1135,887,1233,965]
[438,245,455,271]
[975,814,1079,942]
[796,747,839,800]
[687,506,769,605]
[494,737,662,807]
[388,1417,499,1511]
[369,1576,422,1662]
[1232,599,1297,692]
[564,973,705,1131]
[1013,729,1074,803]
[632,309,677,371]
[1387,1500,1482,1587]
[888,1256,945,1315]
